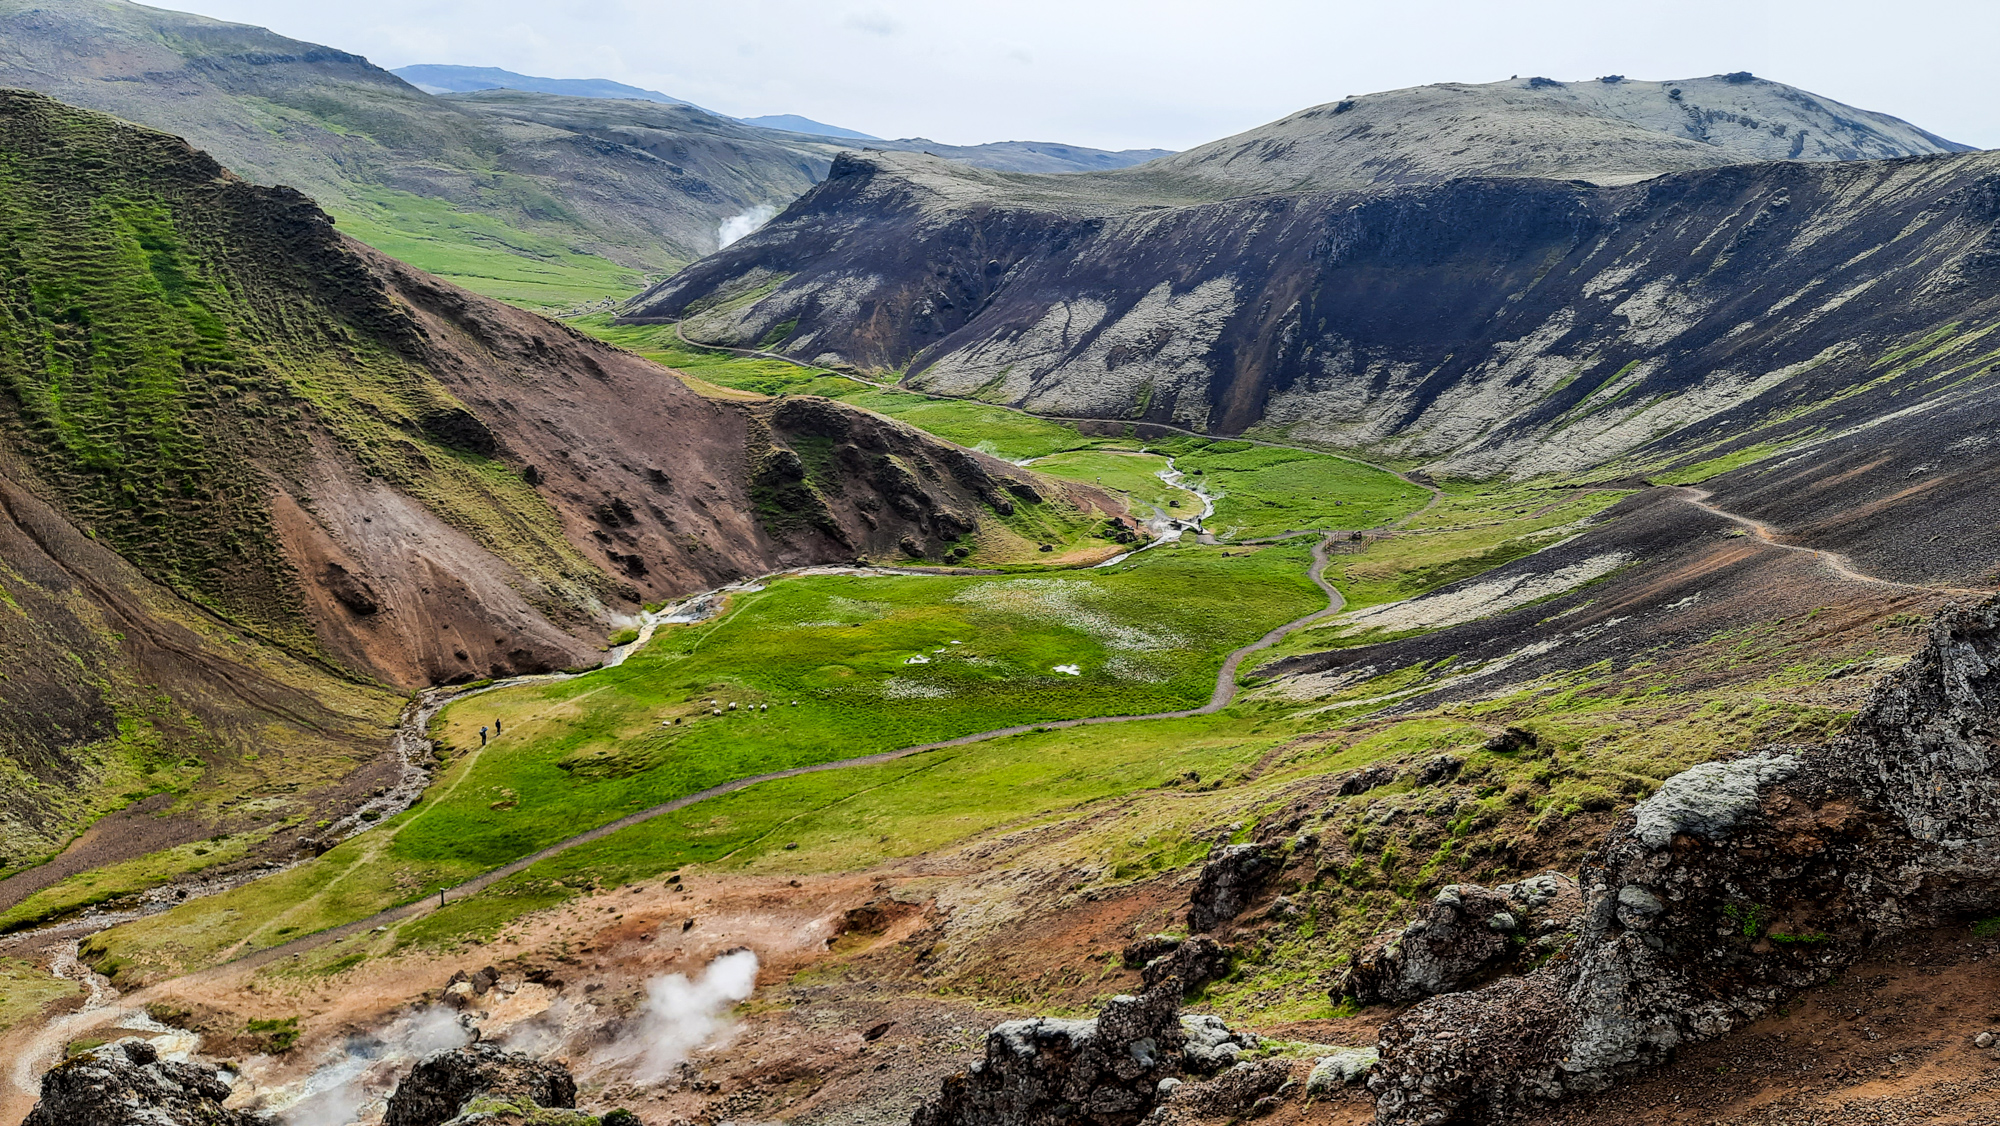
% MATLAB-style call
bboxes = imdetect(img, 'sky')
[175,0,2000,152]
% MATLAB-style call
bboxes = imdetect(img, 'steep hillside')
[0,88,1113,898]
[0,86,1102,681]
[631,104,1998,483]
[0,0,704,304]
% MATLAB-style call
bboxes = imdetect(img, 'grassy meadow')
[1027,450,1202,516]
[333,190,656,311]
[87,542,1328,979]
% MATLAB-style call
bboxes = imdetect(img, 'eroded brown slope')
[0,87,1101,906]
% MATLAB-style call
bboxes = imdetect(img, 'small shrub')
[246,1016,300,1053]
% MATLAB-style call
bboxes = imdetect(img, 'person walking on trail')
[494,718,502,735]
[480,726,488,746]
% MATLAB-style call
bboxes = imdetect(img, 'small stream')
[1094,455,1220,567]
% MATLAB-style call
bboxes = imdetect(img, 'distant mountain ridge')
[1142,72,1973,196]
[742,113,881,140]
[391,63,708,109]
[0,1,1175,309]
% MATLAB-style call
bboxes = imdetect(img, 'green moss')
[245,1015,299,1053]
[0,957,79,1033]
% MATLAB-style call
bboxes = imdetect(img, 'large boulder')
[909,987,1187,1126]
[384,1043,579,1126]
[1140,935,1232,997]
[23,1039,273,1126]
[1337,874,1580,1005]
[1177,1013,1261,1074]
[1371,600,2000,1123]
[1187,843,1284,933]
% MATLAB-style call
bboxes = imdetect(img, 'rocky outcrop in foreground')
[1339,874,1581,1006]
[1371,599,2000,1123]
[23,1039,272,1126]
[910,985,1289,1126]
[911,987,1186,1126]
[383,1043,581,1126]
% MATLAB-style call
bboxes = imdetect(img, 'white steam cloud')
[280,1006,471,1126]
[717,205,778,249]
[595,948,759,1081]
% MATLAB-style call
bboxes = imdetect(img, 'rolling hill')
[0,0,1177,309]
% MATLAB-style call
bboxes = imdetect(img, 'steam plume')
[280,1006,470,1126]
[596,948,759,1081]
[717,205,778,249]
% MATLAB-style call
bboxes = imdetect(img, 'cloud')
[843,10,898,35]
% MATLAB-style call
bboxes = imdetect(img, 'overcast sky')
[175,0,2000,152]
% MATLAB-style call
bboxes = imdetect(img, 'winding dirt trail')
[1675,486,1987,595]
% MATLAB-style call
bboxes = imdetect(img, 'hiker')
[480,726,488,746]
[495,718,503,735]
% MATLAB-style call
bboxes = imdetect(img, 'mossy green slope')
[0,88,607,659]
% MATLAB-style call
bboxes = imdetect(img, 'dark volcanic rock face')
[1187,842,1285,933]
[383,1043,578,1126]
[23,1039,272,1126]
[1338,876,1581,1006]
[1368,598,2000,1123]
[631,147,2000,486]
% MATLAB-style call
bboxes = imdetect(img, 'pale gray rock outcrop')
[1630,751,1801,847]
[1370,599,2000,1123]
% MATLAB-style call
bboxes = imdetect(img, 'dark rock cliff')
[383,1043,578,1126]
[631,148,2000,482]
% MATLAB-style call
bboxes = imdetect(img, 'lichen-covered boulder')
[1305,1048,1378,1094]
[908,986,1186,1126]
[23,1039,273,1126]
[384,1043,578,1126]
[1178,1013,1260,1074]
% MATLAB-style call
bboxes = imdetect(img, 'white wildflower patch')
[1053,664,1082,676]
[883,679,952,700]
[1106,656,1169,683]
[952,579,1185,651]
[1337,552,1631,636]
